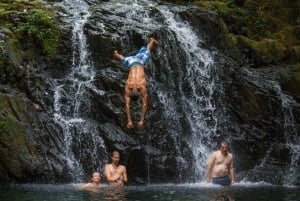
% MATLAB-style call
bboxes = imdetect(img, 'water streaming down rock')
[2,0,295,184]
[232,67,300,186]
[274,83,299,185]
[86,0,300,185]
[1,0,300,185]
[155,5,220,179]
[88,0,227,182]
[53,0,107,181]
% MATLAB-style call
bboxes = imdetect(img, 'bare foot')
[147,38,159,50]
[150,37,159,46]
[113,50,124,61]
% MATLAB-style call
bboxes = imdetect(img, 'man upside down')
[113,38,159,128]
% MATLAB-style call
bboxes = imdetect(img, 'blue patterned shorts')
[121,47,151,68]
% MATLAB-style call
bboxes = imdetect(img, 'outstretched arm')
[137,90,147,128]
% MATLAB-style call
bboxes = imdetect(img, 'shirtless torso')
[206,143,235,185]
[210,151,233,177]
[104,164,127,187]
[125,65,148,128]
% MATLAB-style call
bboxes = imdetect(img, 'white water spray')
[157,5,218,179]
[53,0,107,181]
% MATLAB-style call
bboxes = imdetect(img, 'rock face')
[0,0,299,186]
[226,66,300,185]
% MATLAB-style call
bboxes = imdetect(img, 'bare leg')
[113,50,124,61]
[147,38,159,51]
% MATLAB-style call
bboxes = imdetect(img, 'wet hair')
[131,91,140,101]
[90,171,100,181]
[91,171,100,177]
[111,151,120,157]
[220,140,229,147]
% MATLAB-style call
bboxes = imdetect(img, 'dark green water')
[0,183,299,201]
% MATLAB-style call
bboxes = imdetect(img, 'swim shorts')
[212,175,231,186]
[121,46,151,68]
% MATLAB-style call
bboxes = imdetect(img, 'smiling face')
[91,172,100,184]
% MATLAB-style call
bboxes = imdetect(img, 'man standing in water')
[113,38,159,128]
[104,151,128,187]
[206,141,235,186]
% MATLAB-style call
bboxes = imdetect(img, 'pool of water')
[0,182,299,201]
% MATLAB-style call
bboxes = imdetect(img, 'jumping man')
[113,38,159,128]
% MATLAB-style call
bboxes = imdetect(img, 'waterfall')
[30,0,299,185]
[101,0,221,181]
[274,84,299,185]
[240,68,300,185]
[156,5,219,180]
[53,0,107,181]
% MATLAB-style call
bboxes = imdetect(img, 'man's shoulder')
[119,165,126,170]
[214,151,225,158]
[105,164,112,169]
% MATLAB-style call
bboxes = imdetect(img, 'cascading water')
[274,83,299,185]
[48,0,299,184]
[239,68,300,186]
[100,0,222,181]
[53,0,107,181]
[156,5,219,180]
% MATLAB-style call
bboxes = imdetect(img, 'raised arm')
[137,88,148,128]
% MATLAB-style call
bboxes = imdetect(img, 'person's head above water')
[92,172,101,183]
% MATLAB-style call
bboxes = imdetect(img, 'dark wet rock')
[0,1,299,186]
[0,85,72,183]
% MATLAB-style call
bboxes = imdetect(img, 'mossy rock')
[294,25,300,41]
[270,26,298,46]
[194,1,229,14]
[194,1,227,7]
[237,36,286,65]
[6,35,24,67]
[0,92,34,179]
[281,64,300,101]
[189,0,300,65]
[0,1,60,57]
